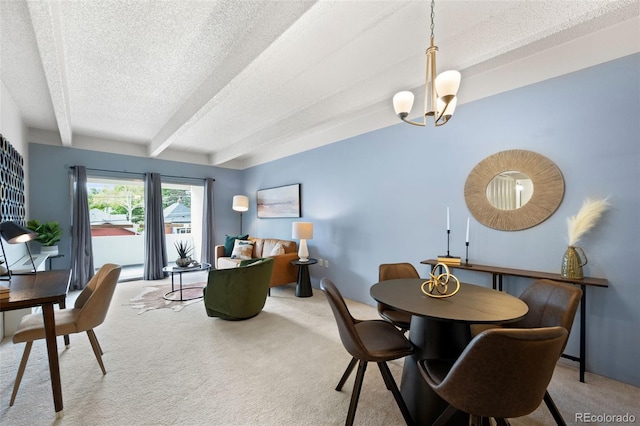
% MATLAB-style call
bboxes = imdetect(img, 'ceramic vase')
[561,246,587,279]
[176,257,192,267]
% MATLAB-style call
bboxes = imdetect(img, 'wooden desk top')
[0,270,71,311]
[420,259,608,288]
[371,278,528,324]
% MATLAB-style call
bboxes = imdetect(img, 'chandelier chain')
[430,0,435,39]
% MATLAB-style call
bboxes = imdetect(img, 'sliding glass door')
[87,176,145,280]
[85,175,205,280]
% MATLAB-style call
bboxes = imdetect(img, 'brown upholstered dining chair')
[10,263,122,406]
[320,278,414,426]
[418,326,568,426]
[471,279,582,425]
[377,263,420,332]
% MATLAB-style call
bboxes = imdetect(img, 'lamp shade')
[232,195,249,212]
[392,91,415,115]
[292,222,313,240]
[435,70,461,97]
[437,96,457,117]
[0,221,38,244]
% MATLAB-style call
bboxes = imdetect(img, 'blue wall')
[28,54,639,386]
[242,54,640,386]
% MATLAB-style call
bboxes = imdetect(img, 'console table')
[421,259,608,383]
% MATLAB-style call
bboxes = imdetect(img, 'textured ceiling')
[1,0,638,169]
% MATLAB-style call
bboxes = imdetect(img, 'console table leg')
[580,285,586,383]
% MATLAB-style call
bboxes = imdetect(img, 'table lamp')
[232,195,249,234]
[0,221,39,279]
[292,222,313,262]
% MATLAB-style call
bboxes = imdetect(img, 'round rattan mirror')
[464,150,564,231]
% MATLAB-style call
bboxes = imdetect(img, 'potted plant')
[26,220,63,254]
[174,241,193,267]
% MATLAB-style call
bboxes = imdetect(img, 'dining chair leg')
[10,341,33,406]
[544,390,567,426]
[345,360,367,426]
[495,418,511,426]
[336,357,358,391]
[86,329,107,375]
[376,362,393,390]
[378,361,414,426]
[432,404,457,426]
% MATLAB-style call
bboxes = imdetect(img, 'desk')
[421,259,608,382]
[371,278,528,425]
[0,270,72,417]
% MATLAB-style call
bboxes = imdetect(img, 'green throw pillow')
[224,234,248,257]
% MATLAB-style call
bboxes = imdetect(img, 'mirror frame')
[464,150,564,231]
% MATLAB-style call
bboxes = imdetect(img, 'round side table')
[290,258,317,297]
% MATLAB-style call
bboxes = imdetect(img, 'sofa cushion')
[224,234,248,256]
[231,239,254,260]
[269,242,285,256]
[261,239,292,257]
[218,257,242,269]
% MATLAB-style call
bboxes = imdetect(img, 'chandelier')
[392,0,461,127]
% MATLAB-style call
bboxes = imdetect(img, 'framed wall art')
[0,134,26,225]
[257,184,301,218]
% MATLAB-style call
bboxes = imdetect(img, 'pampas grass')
[567,197,610,246]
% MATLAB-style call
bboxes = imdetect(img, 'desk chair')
[10,263,121,406]
[418,326,568,426]
[377,263,419,332]
[321,278,414,426]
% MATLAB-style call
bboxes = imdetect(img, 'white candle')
[466,217,470,243]
[447,207,450,231]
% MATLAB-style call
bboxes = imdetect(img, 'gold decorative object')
[561,197,610,279]
[421,263,461,298]
[464,150,564,231]
[561,246,587,279]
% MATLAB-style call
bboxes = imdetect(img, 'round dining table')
[370,278,529,425]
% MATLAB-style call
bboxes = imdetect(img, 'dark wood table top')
[371,278,528,324]
[0,270,71,311]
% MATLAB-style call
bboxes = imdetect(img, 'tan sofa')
[214,237,298,288]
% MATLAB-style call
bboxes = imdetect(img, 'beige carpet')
[0,275,638,425]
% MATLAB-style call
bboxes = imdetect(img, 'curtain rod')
[68,166,214,182]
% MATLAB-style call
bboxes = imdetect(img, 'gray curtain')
[70,166,94,290]
[143,173,167,280]
[200,178,216,266]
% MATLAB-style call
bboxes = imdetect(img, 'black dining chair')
[418,326,568,426]
[320,278,414,426]
[377,262,420,332]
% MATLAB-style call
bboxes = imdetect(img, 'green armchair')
[203,257,274,320]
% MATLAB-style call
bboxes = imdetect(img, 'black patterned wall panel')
[0,134,26,225]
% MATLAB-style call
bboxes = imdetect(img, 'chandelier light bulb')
[435,70,461,97]
[437,96,457,117]
[393,91,415,116]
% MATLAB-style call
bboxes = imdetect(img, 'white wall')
[1,81,30,338]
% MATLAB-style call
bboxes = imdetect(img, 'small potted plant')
[27,220,63,254]
[174,241,193,267]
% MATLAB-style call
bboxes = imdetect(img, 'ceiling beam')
[27,0,72,147]
[147,0,317,158]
